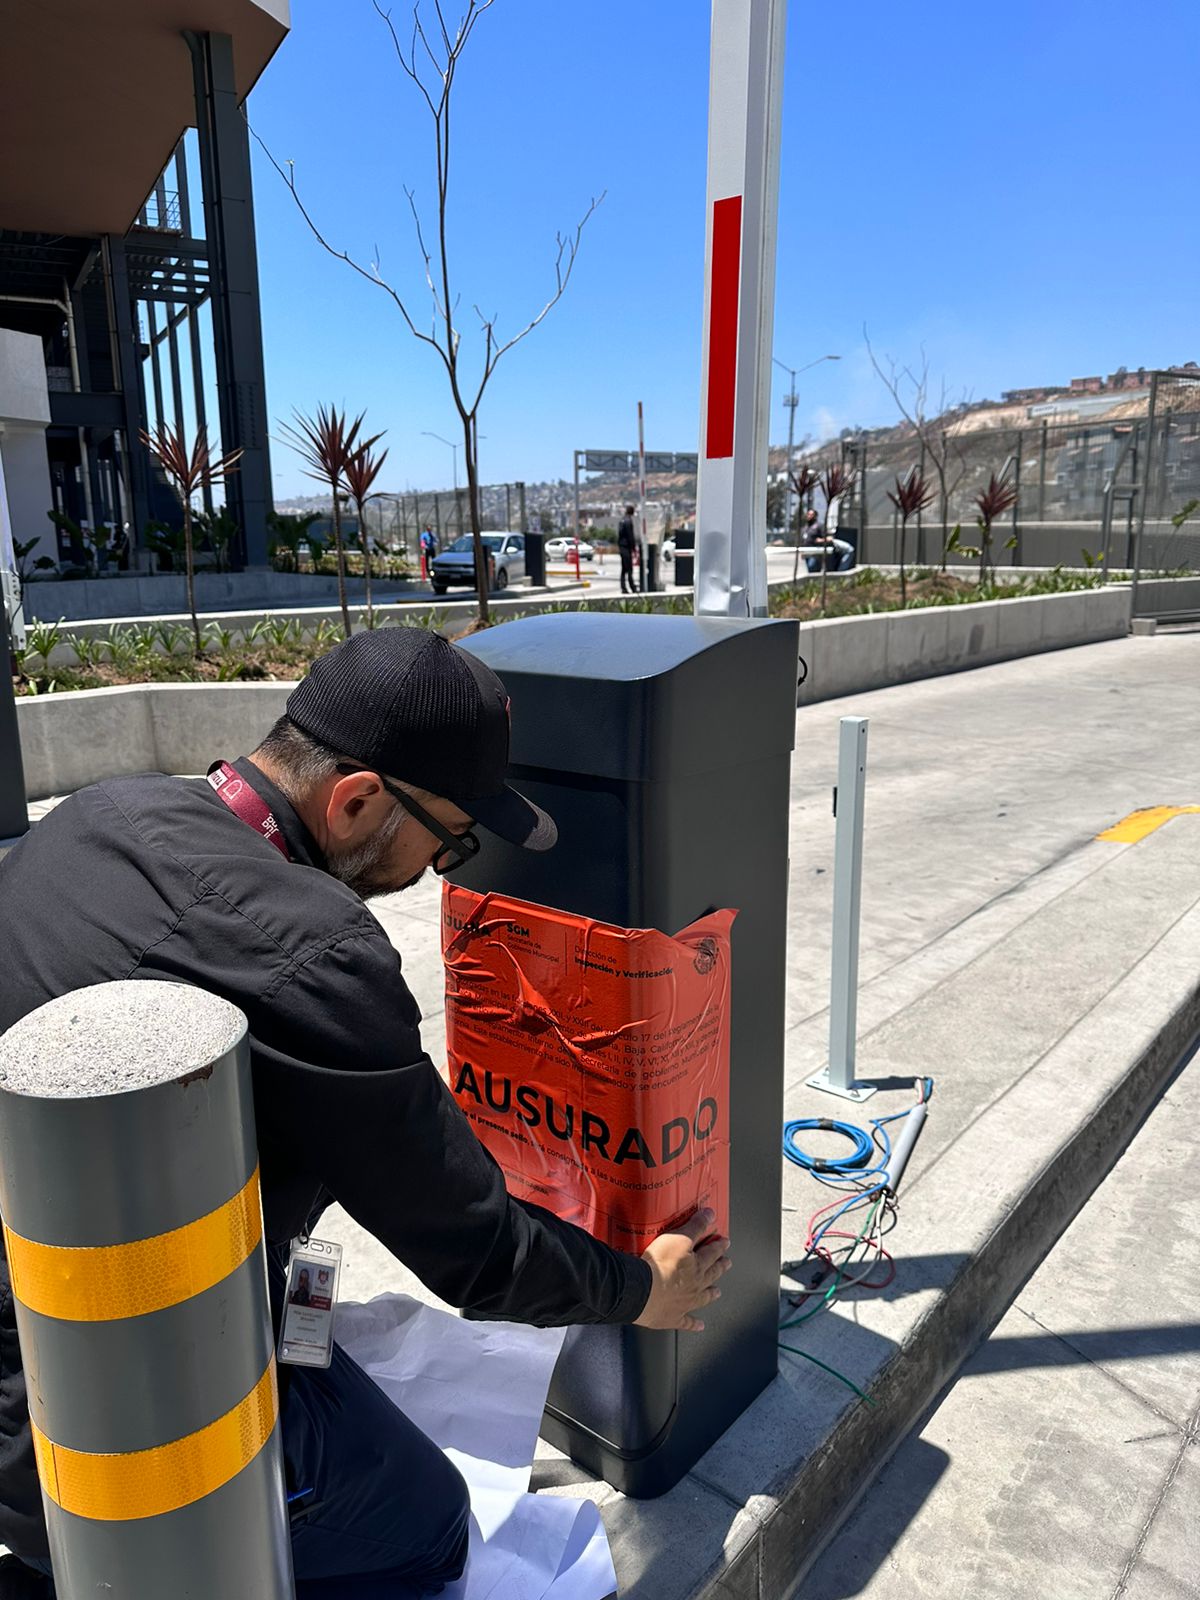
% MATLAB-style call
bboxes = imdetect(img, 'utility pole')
[772,354,839,545]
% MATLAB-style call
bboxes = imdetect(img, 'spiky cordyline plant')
[140,424,243,655]
[817,460,857,611]
[278,406,381,638]
[789,463,820,585]
[975,469,1019,585]
[887,466,936,607]
[343,438,389,629]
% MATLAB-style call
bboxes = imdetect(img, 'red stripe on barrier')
[705,195,742,459]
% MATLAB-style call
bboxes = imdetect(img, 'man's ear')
[325,770,384,842]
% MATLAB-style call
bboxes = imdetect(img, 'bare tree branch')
[261,0,595,625]
[246,118,453,385]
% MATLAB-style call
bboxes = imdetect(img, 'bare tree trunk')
[464,415,490,626]
[331,490,350,638]
[358,504,374,627]
[184,503,202,657]
[899,516,908,608]
[979,526,989,587]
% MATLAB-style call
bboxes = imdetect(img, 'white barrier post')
[694,0,786,619]
[808,717,877,1101]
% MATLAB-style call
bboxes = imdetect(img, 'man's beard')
[327,806,419,899]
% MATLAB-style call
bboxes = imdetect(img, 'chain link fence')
[808,371,1200,574]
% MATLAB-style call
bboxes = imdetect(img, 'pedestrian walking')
[617,505,637,595]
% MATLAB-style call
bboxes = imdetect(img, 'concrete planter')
[24,569,416,622]
[17,684,291,800]
[16,587,1134,799]
[796,585,1130,705]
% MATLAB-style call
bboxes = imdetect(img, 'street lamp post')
[772,354,840,542]
[422,431,459,494]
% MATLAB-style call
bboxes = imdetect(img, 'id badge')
[279,1238,342,1368]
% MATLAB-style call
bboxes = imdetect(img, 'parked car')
[545,536,595,562]
[661,535,676,564]
[430,532,526,595]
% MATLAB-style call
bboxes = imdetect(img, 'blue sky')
[250,0,1200,499]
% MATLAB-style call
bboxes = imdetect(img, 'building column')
[102,235,154,545]
[187,30,273,568]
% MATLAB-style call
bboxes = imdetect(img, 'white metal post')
[808,717,877,1101]
[695,0,786,619]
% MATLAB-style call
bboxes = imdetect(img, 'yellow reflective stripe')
[3,1165,262,1323]
[32,1357,278,1522]
[1097,805,1200,844]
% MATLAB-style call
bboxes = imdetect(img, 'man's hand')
[634,1209,732,1332]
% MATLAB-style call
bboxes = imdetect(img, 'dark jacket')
[617,516,637,551]
[0,759,650,1559]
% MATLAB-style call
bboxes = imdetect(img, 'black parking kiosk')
[457,611,800,1496]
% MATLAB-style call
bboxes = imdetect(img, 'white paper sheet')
[336,1296,617,1600]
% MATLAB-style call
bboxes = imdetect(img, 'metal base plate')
[805,1070,879,1102]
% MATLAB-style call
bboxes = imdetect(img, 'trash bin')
[673,526,695,589]
[456,611,800,1496]
[525,531,546,587]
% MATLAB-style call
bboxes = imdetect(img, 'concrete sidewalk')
[804,1037,1199,1600]
[340,626,1200,1598]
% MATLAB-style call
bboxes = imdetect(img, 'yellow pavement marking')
[1097,806,1200,844]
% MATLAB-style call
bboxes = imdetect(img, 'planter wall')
[24,570,415,622]
[17,684,291,799]
[17,587,1134,800]
[795,585,1131,705]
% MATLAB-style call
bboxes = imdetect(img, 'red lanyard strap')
[207,762,291,862]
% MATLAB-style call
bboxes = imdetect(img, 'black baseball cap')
[286,629,556,851]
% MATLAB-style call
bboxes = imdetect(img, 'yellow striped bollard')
[0,980,294,1598]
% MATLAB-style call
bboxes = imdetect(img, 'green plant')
[817,460,856,613]
[25,618,63,666]
[344,437,389,627]
[886,466,936,608]
[13,536,57,587]
[974,469,1019,585]
[264,615,302,648]
[1171,497,1199,531]
[141,422,244,655]
[279,406,380,639]
[205,620,239,652]
[145,520,185,574]
[126,624,159,663]
[68,633,107,670]
[155,620,192,655]
[267,510,322,573]
[308,618,341,653]
[194,506,240,573]
[943,524,980,563]
[102,625,138,671]
[215,658,250,682]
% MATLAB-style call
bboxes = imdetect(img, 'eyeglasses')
[334,764,481,876]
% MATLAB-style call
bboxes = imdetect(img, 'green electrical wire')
[779,1194,882,1331]
[778,1344,876,1406]
[776,1193,883,1407]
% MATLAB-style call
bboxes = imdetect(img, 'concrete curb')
[759,969,1200,1600]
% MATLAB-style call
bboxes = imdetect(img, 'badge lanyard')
[207,761,292,862]
[208,762,347,1363]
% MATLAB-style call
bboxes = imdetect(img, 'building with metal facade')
[0,2,289,573]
